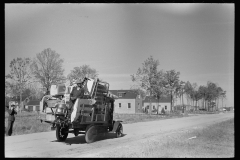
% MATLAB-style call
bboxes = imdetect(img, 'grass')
[113,112,188,124]
[154,119,235,158]
[5,111,52,136]
[94,118,234,158]
[134,119,234,157]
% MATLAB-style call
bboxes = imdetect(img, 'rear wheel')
[56,125,68,141]
[85,125,98,143]
[116,123,123,138]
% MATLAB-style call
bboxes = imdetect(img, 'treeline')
[130,56,226,112]
[5,48,98,107]
[5,49,226,112]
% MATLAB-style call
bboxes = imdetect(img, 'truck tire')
[116,123,123,138]
[56,125,68,142]
[85,125,97,143]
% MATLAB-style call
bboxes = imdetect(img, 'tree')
[216,86,223,111]
[184,81,192,106]
[198,85,208,109]
[152,70,166,114]
[220,90,227,108]
[130,86,147,100]
[131,56,160,114]
[205,81,218,111]
[163,70,180,111]
[30,48,66,92]
[67,65,98,84]
[5,58,32,111]
[176,81,186,113]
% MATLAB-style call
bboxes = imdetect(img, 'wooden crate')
[81,115,92,122]
[95,114,105,121]
[46,113,55,121]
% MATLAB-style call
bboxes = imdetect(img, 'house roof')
[143,96,171,103]
[26,100,40,106]
[109,90,139,99]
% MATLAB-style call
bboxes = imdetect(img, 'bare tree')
[163,70,180,112]
[131,56,160,115]
[31,48,66,92]
[67,65,98,84]
[5,58,32,111]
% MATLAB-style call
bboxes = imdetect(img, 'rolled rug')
[70,98,96,122]
[71,98,82,123]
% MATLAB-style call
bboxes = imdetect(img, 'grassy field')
[139,118,234,158]
[142,118,235,158]
[5,111,52,136]
[113,112,188,124]
[95,118,234,158]
[5,110,221,136]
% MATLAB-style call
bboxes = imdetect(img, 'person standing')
[6,104,17,136]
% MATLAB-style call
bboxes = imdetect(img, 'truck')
[39,77,123,143]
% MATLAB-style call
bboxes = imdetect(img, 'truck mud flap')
[111,121,122,133]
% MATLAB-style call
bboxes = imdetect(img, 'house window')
[146,105,149,109]
[128,103,131,108]
[138,103,140,110]
[153,105,155,110]
[119,103,121,108]
[165,106,167,110]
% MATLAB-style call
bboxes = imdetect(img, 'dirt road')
[5,112,234,157]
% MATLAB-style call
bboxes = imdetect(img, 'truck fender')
[111,121,122,133]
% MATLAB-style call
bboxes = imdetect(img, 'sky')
[5,3,234,107]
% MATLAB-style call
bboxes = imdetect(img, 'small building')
[25,100,40,112]
[109,90,143,114]
[143,96,171,114]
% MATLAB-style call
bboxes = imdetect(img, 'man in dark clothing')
[6,105,17,136]
[69,79,85,110]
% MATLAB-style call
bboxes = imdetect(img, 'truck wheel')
[85,125,97,143]
[116,123,123,138]
[56,125,68,142]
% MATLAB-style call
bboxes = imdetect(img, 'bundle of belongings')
[63,78,96,123]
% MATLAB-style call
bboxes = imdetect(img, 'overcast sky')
[5,3,234,107]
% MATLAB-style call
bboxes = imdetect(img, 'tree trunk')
[222,98,223,109]
[202,98,204,109]
[180,94,182,106]
[182,92,184,113]
[170,91,172,112]
[149,93,152,115]
[20,90,22,113]
[206,100,208,111]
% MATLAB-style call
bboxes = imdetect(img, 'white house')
[143,96,171,114]
[109,90,143,114]
[25,100,40,112]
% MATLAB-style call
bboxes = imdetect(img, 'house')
[109,90,143,114]
[143,96,171,114]
[25,100,40,112]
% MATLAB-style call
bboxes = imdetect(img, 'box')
[95,114,105,121]
[50,84,66,96]
[82,116,92,122]
[47,99,60,108]
[46,113,55,121]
